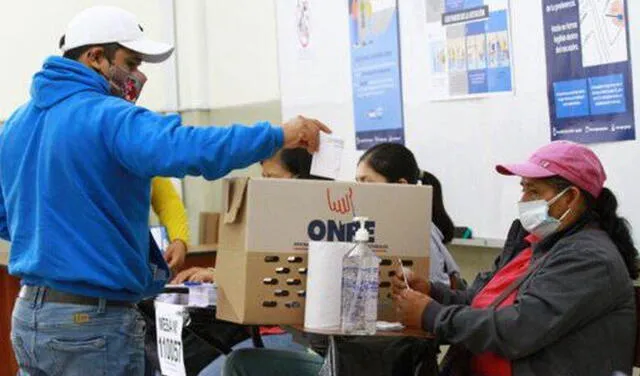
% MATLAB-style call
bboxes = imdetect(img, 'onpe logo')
[307,187,375,242]
[327,187,354,215]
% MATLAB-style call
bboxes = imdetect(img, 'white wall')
[277,0,640,242]
[205,0,281,109]
[0,1,285,241]
[5,1,639,242]
[174,0,210,111]
[0,0,177,120]
[399,0,548,239]
[276,0,358,178]
[400,0,640,241]
[0,0,282,120]
[173,0,282,112]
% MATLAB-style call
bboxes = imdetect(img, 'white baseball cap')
[60,6,174,63]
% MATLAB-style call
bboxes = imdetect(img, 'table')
[183,243,217,269]
[290,325,433,338]
[158,286,264,355]
[188,243,217,254]
[287,325,438,376]
[142,288,267,375]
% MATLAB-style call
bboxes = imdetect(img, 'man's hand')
[391,270,431,296]
[282,116,332,153]
[171,267,215,284]
[164,239,187,274]
[393,288,432,329]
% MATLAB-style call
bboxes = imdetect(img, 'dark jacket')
[424,216,636,376]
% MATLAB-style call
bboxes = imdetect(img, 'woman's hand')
[164,239,187,274]
[170,267,215,284]
[393,288,432,329]
[391,269,431,296]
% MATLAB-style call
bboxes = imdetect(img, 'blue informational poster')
[425,0,514,100]
[349,0,405,150]
[543,0,635,143]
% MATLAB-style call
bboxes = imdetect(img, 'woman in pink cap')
[392,141,637,376]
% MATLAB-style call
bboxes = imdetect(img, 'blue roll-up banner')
[543,0,635,143]
[349,0,405,150]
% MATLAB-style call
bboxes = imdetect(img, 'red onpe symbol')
[327,188,354,215]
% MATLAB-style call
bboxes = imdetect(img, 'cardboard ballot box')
[198,212,220,244]
[215,178,432,325]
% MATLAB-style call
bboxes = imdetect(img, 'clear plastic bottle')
[340,217,380,334]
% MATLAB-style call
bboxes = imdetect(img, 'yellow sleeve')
[151,177,191,243]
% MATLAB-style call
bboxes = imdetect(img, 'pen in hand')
[398,258,411,291]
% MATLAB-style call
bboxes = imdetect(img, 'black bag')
[319,336,439,376]
[437,343,472,376]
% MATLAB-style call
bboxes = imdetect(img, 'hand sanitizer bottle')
[340,217,380,334]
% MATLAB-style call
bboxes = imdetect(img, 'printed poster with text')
[425,0,514,100]
[543,0,635,143]
[349,0,405,150]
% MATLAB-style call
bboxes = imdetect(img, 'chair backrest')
[634,286,640,367]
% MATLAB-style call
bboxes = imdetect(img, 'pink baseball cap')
[496,141,607,198]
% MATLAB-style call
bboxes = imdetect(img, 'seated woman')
[261,147,330,180]
[175,148,327,376]
[393,141,637,376]
[356,142,461,287]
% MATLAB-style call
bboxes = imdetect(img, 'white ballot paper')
[310,133,344,179]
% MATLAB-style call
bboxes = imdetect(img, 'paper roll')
[304,241,354,330]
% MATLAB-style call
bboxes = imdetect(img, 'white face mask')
[518,187,572,239]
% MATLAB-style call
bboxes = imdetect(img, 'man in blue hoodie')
[1,6,330,375]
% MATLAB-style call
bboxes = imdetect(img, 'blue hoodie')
[0,56,283,301]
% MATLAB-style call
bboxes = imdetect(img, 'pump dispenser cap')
[354,217,369,242]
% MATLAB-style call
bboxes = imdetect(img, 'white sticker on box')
[155,302,186,376]
[310,133,344,179]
